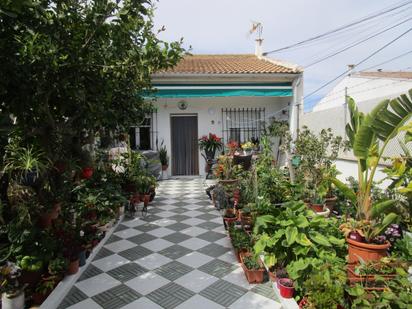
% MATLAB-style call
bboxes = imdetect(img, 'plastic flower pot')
[278,278,295,298]
[309,203,325,213]
[79,250,86,267]
[81,167,94,179]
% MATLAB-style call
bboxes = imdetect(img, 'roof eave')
[152,72,302,83]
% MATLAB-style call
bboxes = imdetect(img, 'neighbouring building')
[130,45,303,177]
[302,70,412,185]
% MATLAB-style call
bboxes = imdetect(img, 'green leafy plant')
[333,91,412,242]
[158,142,169,167]
[229,227,252,251]
[300,254,347,309]
[253,201,346,271]
[48,257,68,275]
[18,255,43,272]
[242,255,261,270]
[392,234,412,263]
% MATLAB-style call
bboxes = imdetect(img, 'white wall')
[336,159,392,189]
[153,96,290,176]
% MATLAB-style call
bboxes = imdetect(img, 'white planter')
[2,292,25,309]
[161,170,169,180]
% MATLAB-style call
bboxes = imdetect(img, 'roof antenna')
[250,22,263,58]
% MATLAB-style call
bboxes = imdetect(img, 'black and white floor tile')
[58,179,281,309]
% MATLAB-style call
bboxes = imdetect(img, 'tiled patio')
[57,179,281,309]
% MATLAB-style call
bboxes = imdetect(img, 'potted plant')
[32,277,56,305]
[199,133,223,160]
[278,278,295,298]
[158,142,169,172]
[240,205,253,228]
[139,175,157,206]
[47,257,68,278]
[226,140,239,156]
[229,227,252,262]
[1,262,25,309]
[3,142,50,186]
[333,92,412,263]
[18,255,44,288]
[240,253,265,283]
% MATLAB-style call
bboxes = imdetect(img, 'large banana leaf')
[345,97,364,148]
[331,177,356,205]
[353,100,389,163]
[370,199,397,220]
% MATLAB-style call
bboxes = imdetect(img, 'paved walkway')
[58,179,281,309]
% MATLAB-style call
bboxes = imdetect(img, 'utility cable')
[263,0,412,55]
[304,17,412,68]
[304,26,412,100]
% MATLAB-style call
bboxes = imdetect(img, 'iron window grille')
[130,110,158,150]
[221,107,266,146]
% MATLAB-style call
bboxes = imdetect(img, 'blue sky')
[153,0,412,112]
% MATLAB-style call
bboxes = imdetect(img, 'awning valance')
[148,83,293,98]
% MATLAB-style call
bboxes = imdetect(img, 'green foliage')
[158,142,169,166]
[0,0,184,162]
[392,234,412,262]
[347,273,412,308]
[229,227,252,251]
[336,91,412,222]
[301,254,347,308]
[242,255,261,270]
[18,255,43,272]
[283,127,348,201]
[253,201,346,270]
[48,257,68,275]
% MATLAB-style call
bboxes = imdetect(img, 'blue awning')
[147,83,293,98]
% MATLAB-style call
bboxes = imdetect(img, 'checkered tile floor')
[58,179,281,309]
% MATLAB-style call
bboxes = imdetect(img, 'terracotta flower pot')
[81,167,94,179]
[38,212,53,229]
[240,253,265,284]
[50,203,61,220]
[347,237,390,264]
[309,203,325,213]
[278,278,295,298]
[67,259,80,275]
[268,271,276,282]
[143,194,151,207]
[161,165,168,171]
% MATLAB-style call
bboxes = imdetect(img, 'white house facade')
[130,53,303,176]
[302,71,412,186]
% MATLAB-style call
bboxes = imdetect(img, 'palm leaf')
[345,97,364,148]
[370,200,397,219]
[353,100,389,161]
[331,177,356,205]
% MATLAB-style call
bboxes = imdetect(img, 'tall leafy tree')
[0,0,183,161]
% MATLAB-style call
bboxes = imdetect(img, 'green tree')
[0,0,184,161]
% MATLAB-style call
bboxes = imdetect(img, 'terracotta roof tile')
[158,54,301,74]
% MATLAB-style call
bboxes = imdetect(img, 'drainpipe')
[288,74,303,183]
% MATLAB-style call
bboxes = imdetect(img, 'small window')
[131,111,158,150]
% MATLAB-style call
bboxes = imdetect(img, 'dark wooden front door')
[171,115,199,176]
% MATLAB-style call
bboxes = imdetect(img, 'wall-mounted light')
[178,100,188,110]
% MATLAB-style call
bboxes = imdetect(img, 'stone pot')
[2,291,25,309]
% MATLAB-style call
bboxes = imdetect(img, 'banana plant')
[333,89,412,229]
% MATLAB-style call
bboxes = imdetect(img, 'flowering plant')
[0,262,23,297]
[241,142,254,151]
[199,134,223,155]
[226,140,239,154]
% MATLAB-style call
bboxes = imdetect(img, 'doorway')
[170,115,199,175]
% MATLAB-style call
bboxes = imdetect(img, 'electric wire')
[304,26,412,100]
[263,0,412,55]
[304,17,412,68]
[359,49,412,71]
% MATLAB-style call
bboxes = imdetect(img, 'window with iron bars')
[129,111,158,150]
[221,108,266,146]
